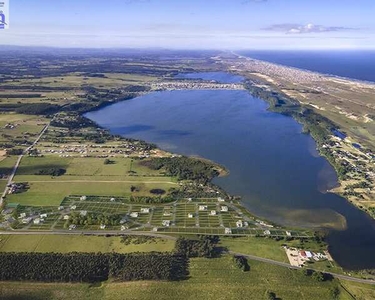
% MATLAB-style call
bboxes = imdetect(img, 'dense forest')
[175,236,220,258]
[140,157,220,183]
[0,252,188,283]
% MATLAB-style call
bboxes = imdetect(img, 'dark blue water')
[239,50,375,83]
[85,73,375,270]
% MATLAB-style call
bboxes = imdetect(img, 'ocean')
[238,50,375,83]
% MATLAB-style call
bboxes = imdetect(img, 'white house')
[33,218,41,225]
[224,228,232,234]
[80,195,87,201]
[218,197,225,202]
[188,213,194,218]
[121,225,128,231]
[70,205,77,210]
[130,212,139,218]
[220,206,228,212]
[19,212,26,218]
[63,215,70,220]
[22,217,32,224]
[110,198,116,202]
[162,220,171,227]
[120,217,127,224]
[140,208,150,214]
[100,224,106,230]
[58,206,64,211]
[264,230,271,235]
[236,220,243,228]
[286,231,292,236]
[163,212,171,216]
[198,205,208,211]
[210,210,217,216]
[69,224,76,230]
[80,210,87,217]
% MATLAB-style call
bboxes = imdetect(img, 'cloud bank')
[264,23,356,34]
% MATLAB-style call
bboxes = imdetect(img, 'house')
[264,230,271,235]
[236,220,243,228]
[33,218,42,225]
[70,205,77,210]
[198,205,208,211]
[120,217,127,224]
[188,213,194,218]
[68,224,76,230]
[121,225,128,231]
[80,210,87,217]
[163,212,171,216]
[210,210,217,216]
[110,198,116,202]
[100,224,106,230]
[19,212,26,218]
[152,227,158,232]
[187,198,192,202]
[130,212,138,218]
[224,228,232,234]
[63,215,70,220]
[218,197,225,202]
[80,196,87,201]
[140,208,150,214]
[40,213,48,218]
[300,251,307,258]
[220,206,228,212]
[305,251,313,258]
[22,217,32,224]
[162,220,171,227]
[58,206,64,211]
[286,231,292,236]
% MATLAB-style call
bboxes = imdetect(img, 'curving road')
[229,251,375,285]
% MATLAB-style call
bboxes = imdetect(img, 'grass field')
[0,256,358,300]
[7,156,177,206]
[0,235,175,253]
[6,180,177,206]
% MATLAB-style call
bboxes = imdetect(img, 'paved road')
[229,251,375,285]
[0,124,49,207]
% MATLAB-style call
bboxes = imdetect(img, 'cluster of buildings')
[226,57,323,85]
[40,142,163,159]
[285,246,330,267]
[152,81,244,91]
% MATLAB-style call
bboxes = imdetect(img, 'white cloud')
[264,23,357,34]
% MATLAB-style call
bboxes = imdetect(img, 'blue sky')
[1,0,374,49]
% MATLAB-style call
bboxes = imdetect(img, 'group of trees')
[35,168,66,176]
[175,236,220,258]
[15,103,61,115]
[109,253,188,281]
[232,255,250,272]
[140,157,219,183]
[65,212,122,226]
[0,252,188,283]
[6,148,23,155]
[127,196,174,204]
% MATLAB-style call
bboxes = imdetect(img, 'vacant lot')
[6,180,177,206]
[0,234,175,253]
